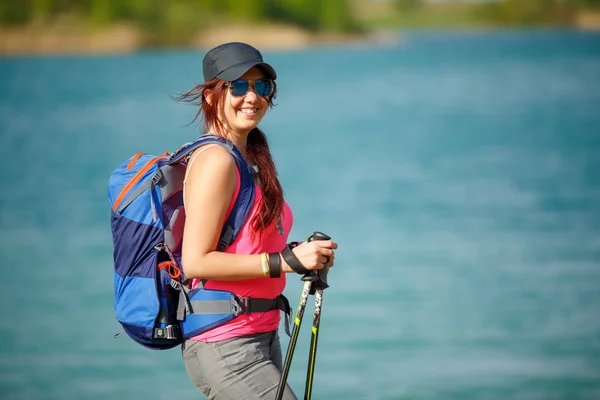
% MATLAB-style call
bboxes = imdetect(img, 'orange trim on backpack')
[126,152,145,170]
[112,156,168,212]
[158,261,181,280]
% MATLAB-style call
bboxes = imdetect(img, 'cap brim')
[216,61,277,81]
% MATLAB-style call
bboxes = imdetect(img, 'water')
[1,30,599,400]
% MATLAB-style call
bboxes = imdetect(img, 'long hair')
[175,78,284,236]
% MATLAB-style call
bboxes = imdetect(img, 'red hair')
[175,79,283,237]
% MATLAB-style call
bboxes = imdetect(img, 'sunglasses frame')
[226,79,275,98]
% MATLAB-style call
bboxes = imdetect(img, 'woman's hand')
[281,240,338,273]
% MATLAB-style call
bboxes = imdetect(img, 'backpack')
[108,134,291,350]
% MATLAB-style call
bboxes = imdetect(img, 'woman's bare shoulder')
[188,144,236,175]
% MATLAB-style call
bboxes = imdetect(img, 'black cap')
[202,42,277,82]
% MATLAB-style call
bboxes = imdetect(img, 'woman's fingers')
[314,240,338,250]
[290,239,338,271]
[318,254,335,268]
[326,254,334,267]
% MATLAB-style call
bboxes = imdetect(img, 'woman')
[178,42,338,399]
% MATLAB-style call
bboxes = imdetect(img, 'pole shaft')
[304,289,324,400]
[275,280,313,400]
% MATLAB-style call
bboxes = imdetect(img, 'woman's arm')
[181,144,264,280]
[181,144,337,280]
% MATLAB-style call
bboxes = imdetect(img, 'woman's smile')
[239,107,258,116]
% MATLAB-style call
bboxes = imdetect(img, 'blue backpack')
[108,134,290,350]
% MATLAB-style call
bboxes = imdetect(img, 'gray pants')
[182,330,297,400]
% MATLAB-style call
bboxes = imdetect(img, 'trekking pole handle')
[303,231,332,288]
[309,231,331,242]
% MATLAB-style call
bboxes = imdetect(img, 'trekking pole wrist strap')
[268,252,282,278]
[281,245,310,275]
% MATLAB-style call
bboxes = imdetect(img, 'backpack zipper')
[126,152,145,170]
[112,156,167,212]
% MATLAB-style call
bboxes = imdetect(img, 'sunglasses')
[226,79,274,97]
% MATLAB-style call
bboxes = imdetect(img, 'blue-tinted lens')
[254,79,273,96]
[229,79,273,97]
[230,80,249,97]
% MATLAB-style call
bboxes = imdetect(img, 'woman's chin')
[235,121,259,133]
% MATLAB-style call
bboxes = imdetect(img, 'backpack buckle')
[231,299,244,316]
[165,324,178,339]
[154,325,179,340]
[170,279,181,290]
[151,171,163,186]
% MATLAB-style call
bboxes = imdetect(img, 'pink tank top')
[186,157,293,343]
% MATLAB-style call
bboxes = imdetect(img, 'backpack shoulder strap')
[173,134,256,252]
[217,151,255,251]
[168,134,232,165]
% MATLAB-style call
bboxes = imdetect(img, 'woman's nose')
[244,86,258,101]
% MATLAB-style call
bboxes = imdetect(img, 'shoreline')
[1,13,599,57]
[0,23,400,57]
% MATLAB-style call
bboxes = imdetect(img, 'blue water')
[1,30,600,400]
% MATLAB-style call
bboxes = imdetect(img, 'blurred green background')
[1,0,600,54]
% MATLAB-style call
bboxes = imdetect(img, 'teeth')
[240,109,256,114]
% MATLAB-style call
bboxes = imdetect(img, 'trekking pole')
[275,232,331,400]
[303,232,331,400]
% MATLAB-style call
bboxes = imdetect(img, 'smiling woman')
[173,42,338,400]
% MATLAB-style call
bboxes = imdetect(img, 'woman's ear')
[204,90,213,106]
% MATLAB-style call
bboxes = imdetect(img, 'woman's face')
[220,67,271,136]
